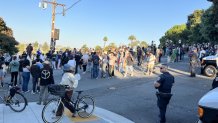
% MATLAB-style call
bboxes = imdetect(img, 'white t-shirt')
[82,54,89,64]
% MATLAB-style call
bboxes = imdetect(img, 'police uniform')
[156,72,174,123]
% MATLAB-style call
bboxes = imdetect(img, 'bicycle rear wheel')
[8,92,27,112]
[42,99,64,123]
[76,96,95,118]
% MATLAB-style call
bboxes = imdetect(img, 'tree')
[200,5,218,44]
[16,43,26,54]
[128,35,136,47]
[42,42,49,53]
[140,41,148,48]
[81,44,89,53]
[103,36,108,48]
[128,40,140,48]
[95,45,102,53]
[159,24,190,45]
[33,41,39,53]
[186,10,206,43]
[104,43,117,51]
[0,17,18,54]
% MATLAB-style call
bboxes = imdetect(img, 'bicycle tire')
[76,95,95,118]
[8,92,27,112]
[42,99,64,123]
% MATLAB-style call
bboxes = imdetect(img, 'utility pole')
[39,0,65,52]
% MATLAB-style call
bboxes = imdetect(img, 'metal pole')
[50,0,56,52]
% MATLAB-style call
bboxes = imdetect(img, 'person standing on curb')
[154,64,174,123]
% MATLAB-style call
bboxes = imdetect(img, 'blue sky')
[0,0,212,48]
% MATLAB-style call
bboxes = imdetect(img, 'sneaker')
[31,91,36,94]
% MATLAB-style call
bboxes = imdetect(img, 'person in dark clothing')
[189,48,199,77]
[154,64,174,123]
[75,52,81,74]
[30,60,41,94]
[137,46,142,66]
[37,61,54,105]
[26,43,33,57]
[212,73,218,89]
[61,50,69,66]
[0,53,5,87]
[92,52,100,79]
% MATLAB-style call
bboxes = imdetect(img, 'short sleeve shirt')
[157,72,174,93]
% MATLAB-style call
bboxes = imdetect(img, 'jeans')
[93,65,99,79]
[32,77,39,93]
[22,72,30,92]
[11,72,18,86]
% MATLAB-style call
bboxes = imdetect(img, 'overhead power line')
[56,0,82,15]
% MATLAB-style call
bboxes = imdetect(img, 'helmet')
[63,64,75,72]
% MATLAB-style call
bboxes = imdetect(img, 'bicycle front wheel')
[42,99,64,123]
[76,96,95,118]
[8,92,27,112]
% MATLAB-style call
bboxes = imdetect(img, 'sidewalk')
[0,102,134,123]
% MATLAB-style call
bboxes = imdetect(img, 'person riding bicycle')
[56,64,80,117]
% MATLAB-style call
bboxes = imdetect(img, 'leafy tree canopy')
[0,17,18,54]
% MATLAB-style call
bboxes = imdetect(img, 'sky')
[0,0,212,48]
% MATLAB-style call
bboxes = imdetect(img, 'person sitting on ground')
[56,64,80,117]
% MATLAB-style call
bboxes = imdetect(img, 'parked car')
[197,87,218,123]
[201,55,218,77]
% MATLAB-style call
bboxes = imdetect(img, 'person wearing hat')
[56,64,80,117]
[37,60,54,105]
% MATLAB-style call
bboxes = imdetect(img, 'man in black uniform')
[154,64,174,123]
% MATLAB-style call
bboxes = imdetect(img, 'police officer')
[154,64,174,123]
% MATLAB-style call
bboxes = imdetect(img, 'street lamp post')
[39,0,65,52]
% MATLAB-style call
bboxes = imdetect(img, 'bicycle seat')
[75,91,84,94]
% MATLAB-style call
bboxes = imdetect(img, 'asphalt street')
[0,56,213,123]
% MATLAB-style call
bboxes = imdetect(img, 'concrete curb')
[0,102,134,123]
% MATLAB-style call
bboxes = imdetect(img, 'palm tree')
[103,36,108,48]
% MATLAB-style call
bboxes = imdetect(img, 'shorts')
[0,69,3,78]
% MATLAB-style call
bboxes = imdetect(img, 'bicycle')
[42,84,95,123]
[0,83,28,112]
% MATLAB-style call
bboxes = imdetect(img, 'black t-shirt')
[92,55,100,65]
[157,72,174,93]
